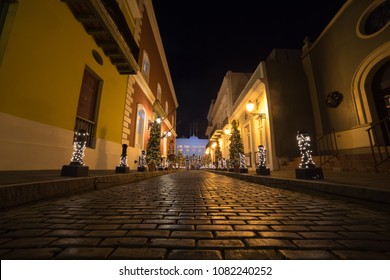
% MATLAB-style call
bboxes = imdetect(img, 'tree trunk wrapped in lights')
[222,158,227,170]
[295,130,324,180]
[116,144,130,173]
[229,120,245,172]
[239,152,248,173]
[256,145,270,175]
[297,130,316,168]
[146,120,161,171]
[137,150,147,172]
[61,129,89,177]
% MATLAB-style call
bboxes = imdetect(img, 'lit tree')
[176,150,184,168]
[202,153,212,168]
[229,120,244,168]
[146,120,161,169]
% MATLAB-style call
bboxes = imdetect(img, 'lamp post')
[246,100,266,120]
[246,100,267,173]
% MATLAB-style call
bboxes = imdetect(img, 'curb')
[209,170,390,207]
[0,170,178,209]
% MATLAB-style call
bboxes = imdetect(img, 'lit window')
[157,83,162,101]
[135,104,146,149]
[142,50,150,83]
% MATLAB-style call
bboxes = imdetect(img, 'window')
[75,67,102,148]
[157,83,162,101]
[142,50,150,82]
[135,103,146,149]
[364,0,390,35]
[358,0,390,37]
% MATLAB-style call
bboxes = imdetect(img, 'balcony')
[63,0,140,74]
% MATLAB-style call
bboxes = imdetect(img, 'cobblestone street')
[1,171,390,260]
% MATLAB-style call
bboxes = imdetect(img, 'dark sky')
[152,1,347,138]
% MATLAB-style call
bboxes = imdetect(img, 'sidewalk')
[0,169,177,209]
[211,169,390,211]
[0,168,389,210]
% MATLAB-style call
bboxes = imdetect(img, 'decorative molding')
[143,0,178,108]
[122,75,136,145]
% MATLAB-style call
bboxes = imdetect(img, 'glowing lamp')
[246,100,255,112]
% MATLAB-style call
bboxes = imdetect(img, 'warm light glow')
[211,142,217,149]
[246,100,255,112]
[156,116,162,124]
[224,128,230,135]
[205,150,209,155]
[167,131,172,137]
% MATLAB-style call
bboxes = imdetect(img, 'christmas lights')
[296,130,316,168]
[116,144,129,173]
[222,158,227,170]
[61,129,89,177]
[239,152,248,173]
[70,129,88,165]
[295,130,324,180]
[229,120,245,172]
[137,150,147,172]
[146,119,161,171]
[256,145,270,175]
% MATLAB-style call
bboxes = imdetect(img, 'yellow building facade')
[0,0,177,170]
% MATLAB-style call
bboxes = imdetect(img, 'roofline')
[144,0,179,108]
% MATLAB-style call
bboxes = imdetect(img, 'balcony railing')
[317,129,338,167]
[366,116,390,171]
[75,116,96,148]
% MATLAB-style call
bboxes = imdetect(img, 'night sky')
[152,1,347,138]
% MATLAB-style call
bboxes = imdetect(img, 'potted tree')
[146,120,161,171]
[229,120,244,173]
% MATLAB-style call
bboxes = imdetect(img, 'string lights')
[256,145,270,175]
[116,144,129,173]
[137,150,147,172]
[295,130,324,180]
[70,129,88,165]
[296,130,316,168]
[61,129,89,177]
[239,152,248,173]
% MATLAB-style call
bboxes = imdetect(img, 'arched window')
[142,50,150,83]
[364,0,390,35]
[135,104,146,149]
[157,83,162,101]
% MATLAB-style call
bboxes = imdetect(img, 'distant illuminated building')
[176,136,209,157]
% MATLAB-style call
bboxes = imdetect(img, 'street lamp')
[246,100,255,112]
[246,100,266,120]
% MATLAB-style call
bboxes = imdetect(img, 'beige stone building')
[302,0,389,170]
[207,0,389,172]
